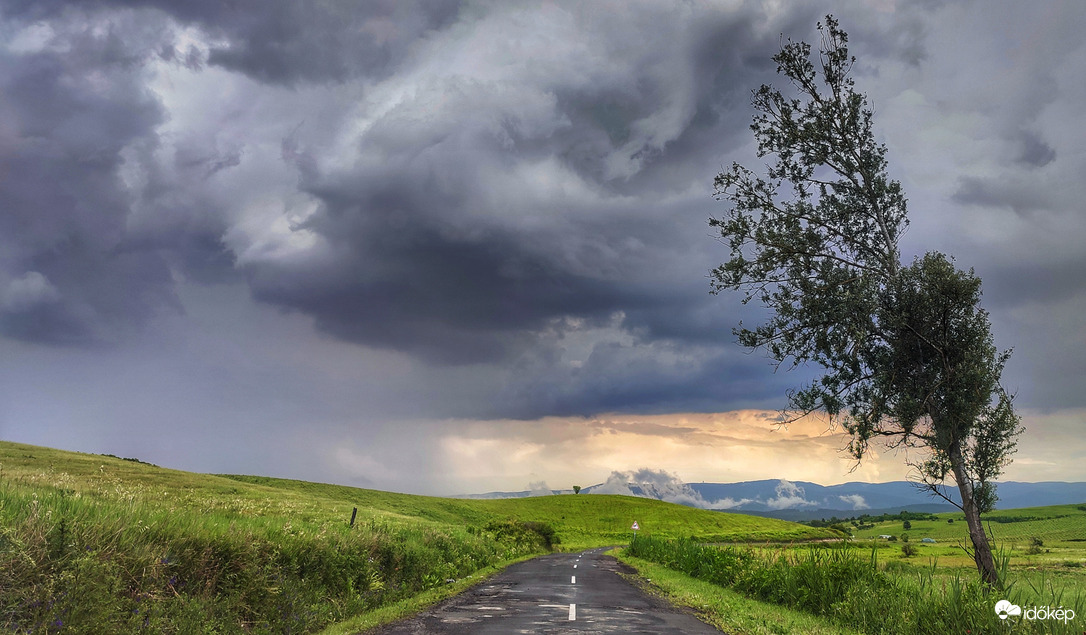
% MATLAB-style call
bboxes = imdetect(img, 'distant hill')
[686,480,1086,519]
[461,479,1086,521]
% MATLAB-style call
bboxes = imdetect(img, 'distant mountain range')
[459,480,1086,522]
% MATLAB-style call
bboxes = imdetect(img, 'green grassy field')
[851,503,1086,542]
[223,473,836,548]
[5,439,1081,633]
[846,503,1086,574]
[0,440,831,633]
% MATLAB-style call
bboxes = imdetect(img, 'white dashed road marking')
[572,575,576,584]
[569,604,576,621]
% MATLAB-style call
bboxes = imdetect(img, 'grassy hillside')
[225,474,832,547]
[0,440,830,633]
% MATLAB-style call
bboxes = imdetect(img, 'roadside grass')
[0,479,539,633]
[626,534,1086,634]
[315,553,539,635]
[615,549,860,634]
[0,443,548,633]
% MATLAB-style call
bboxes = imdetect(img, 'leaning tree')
[710,16,1020,586]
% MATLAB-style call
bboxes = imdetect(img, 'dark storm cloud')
[0,0,807,374]
[0,18,177,343]
[3,0,1085,426]
[247,168,716,365]
[245,219,648,365]
[225,2,845,372]
[951,175,1052,215]
[1015,130,1057,168]
[0,5,248,343]
[1,0,463,85]
[546,345,794,417]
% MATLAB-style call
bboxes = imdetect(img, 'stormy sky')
[1,0,1083,495]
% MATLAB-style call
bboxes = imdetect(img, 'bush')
[901,543,918,557]
[482,520,560,552]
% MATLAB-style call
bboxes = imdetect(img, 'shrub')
[482,520,560,552]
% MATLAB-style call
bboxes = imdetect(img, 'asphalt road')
[365,548,725,634]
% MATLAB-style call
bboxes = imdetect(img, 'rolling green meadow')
[3,438,1083,634]
[0,440,831,633]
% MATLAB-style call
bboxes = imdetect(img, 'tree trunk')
[948,439,1000,587]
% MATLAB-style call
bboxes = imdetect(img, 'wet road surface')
[365,548,725,634]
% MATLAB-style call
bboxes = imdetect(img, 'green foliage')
[1027,537,1046,556]
[985,513,1070,524]
[806,510,937,528]
[481,520,559,552]
[901,543,918,557]
[708,15,1020,584]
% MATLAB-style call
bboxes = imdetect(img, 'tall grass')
[0,482,552,633]
[627,534,1084,634]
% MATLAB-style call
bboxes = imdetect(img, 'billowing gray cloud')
[219,2,806,367]
[0,0,1084,492]
[1,0,463,85]
[0,12,179,343]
